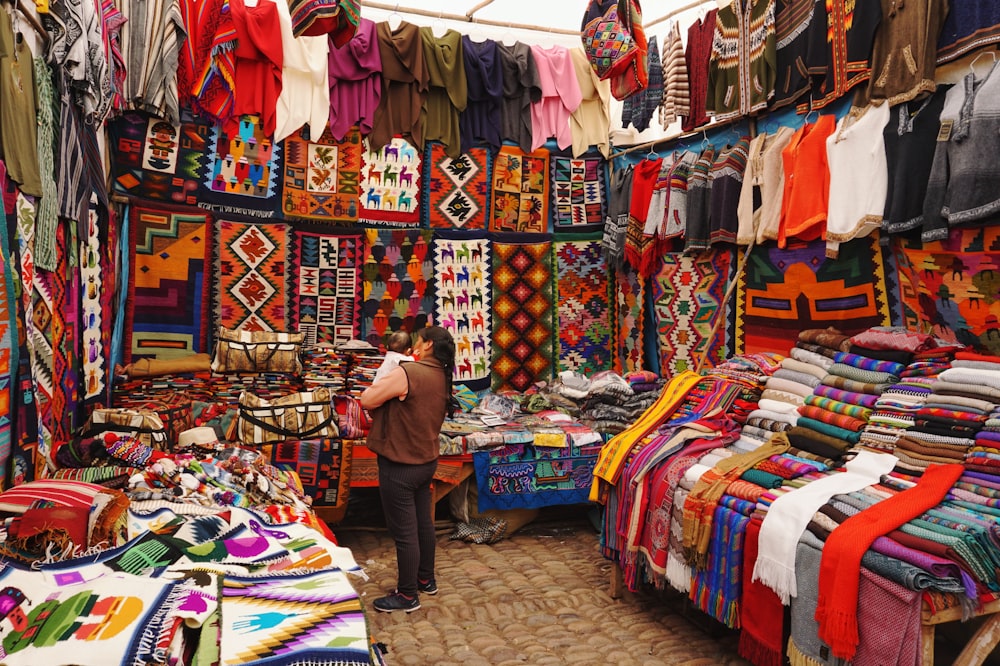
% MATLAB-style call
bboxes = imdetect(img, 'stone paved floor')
[335,507,752,666]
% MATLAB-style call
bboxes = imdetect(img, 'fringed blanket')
[689,495,754,628]
[358,137,421,226]
[361,229,435,347]
[549,150,608,232]
[614,267,645,374]
[280,126,362,223]
[214,220,288,332]
[553,235,612,375]
[200,115,283,218]
[260,438,353,510]
[287,227,362,346]
[489,145,550,233]
[423,142,491,229]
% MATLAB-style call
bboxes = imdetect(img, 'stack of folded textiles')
[966,403,1000,474]
[704,353,785,424]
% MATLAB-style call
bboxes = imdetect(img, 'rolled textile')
[825,363,899,386]
[812,384,879,408]
[804,395,873,420]
[741,468,784,489]
[790,346,835,370]
[773,368,822,388]
[786,425,852,458]
[832,351,906,377]
[797,406,867,433]
[760,388,806,406]
[766,376,816,398]
[782,357,829,381]
[939,366,1000,390]
[847,344,914,366]
[815,463,964,660]
[757,397,801,415]
[798,328,852,351]
[820,374,890,395]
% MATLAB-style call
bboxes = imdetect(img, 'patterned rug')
[214,220,288,332]
[614,267,645,374]
[358,137,421,226]
[260,438,353,510]
[0,191,16,489]
[45,223,76,458]
[200,114,283,218]
[652,250,733,375]
[550,151,608,232]
[491,236,555,392]
[433,232,492,391]
[287,227,362,346]
[128,205,213,360]
[735,236,892,356]
[108,111,209,206]
[489,145,550,233]
[894,227,1000,355]
[361,229,435,347]
[472,442,601,510]
[422,142,491,229]
[281,126,362,223]
[80,204,108,402]
[553,235,612,375]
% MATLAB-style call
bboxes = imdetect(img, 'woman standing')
[360,326,456,612]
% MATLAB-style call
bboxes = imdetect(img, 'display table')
[921,596,1000,666]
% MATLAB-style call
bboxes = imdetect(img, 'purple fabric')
[328,17,383,140]
[975,430,1000,444]
[871,536,978,598]
[812,385,880,408]
[959,471,1000,490]
[459,37,503,152]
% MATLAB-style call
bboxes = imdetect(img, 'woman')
[359,325,456,612]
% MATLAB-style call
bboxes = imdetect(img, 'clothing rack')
[365,1,578,35]
[608,115,756,159]
[645,0,720,31]
[2,0,49,47]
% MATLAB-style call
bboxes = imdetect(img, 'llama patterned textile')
[358,137,421,226]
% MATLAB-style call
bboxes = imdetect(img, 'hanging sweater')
[273,0,330,142]
[684,146,717,253]
[621,36,663,133]
[529,44,582,152]
[706,0,776,121]
[459,37,503,153]
[737,126,794,245]
[116,0,185,123]
[937,1,1000,64]
[770,0,814,111]
[604,165,635,269]
[229,0,284,137]
[778,114,835,248]
[498,41,542,153]
[327,17,382,141]
[370,20,429,152]
[709,136,751,246]
[569,46,611,158]
[659,22,690,129]
[0,13,42,197]
[683,9,718,132]
[420,27,467,158]
[624,157,663,272]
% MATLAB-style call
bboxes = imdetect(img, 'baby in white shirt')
[373,330,414,383]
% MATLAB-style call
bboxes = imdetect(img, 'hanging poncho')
[420,27,467,158]
[370,20,429,151]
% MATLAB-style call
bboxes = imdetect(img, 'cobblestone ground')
[336,511,752,666]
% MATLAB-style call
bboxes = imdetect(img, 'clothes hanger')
[431,11,446,38]
[500,23,517,47]
[387,3,402,31]
[5,0,49,51]
[969,48,998,76]
[646,145,660,161]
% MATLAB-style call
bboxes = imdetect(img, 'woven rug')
[489,145,550,233]
[472,442,599,510]
[736,236,892,356]
[200,114,283,218]
[423,142,491,229]
[50,222,78,449]
[554,235,612,375]
[260,438,353,510]
[128,205,212,360]
[614,267,646,374]
[361,229,435,347]
[80,204,108,402]
[491,236,555,392]
[281,126,362,223]
[894,226,1000,356]
[358,137,421,226]
[652,249,733,375]
[287,227,362,346]
[0,194,16,488]
[433,232,492,391]
[214,220,288,332]
[108,110,209,206]
[549,151,608,232]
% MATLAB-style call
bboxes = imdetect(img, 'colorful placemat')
[614,267,645,374]
[489,144,550,233]
[433,232,492,391]
[735,236,892,356]
[280,126,362,222]
[472,442,600,510]
[652,249,733,375]
[553,235,612,375]
[200,114,283,219]
[287,227,362,346]
[128,205,213,360]
[108,111,209,206]
[358,137,421,226]
[361,229,436,347]
[214,219,288,332]
[422,141,491,229]
[491,235,555,392]
[260,438,353,509]
[550,151,608,232]
[894,226,1000,355]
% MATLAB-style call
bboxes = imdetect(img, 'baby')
[373,330,414,384]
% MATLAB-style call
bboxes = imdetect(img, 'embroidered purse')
[211,327,305,375]
[238,388,339,445]
[581,0,640,80]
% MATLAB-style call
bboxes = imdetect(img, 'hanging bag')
[608,0,649,101]
[211,327,305,375]
[581,0,640,80]
[237,388,339,444]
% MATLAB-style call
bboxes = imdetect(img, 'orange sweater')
[777,114,835,248]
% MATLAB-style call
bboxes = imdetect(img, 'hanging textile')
[422,142,491,230]
[200,115,284,219]
[214,219,288,332]
[360,229,434,348]
[614,266,645,374]
[80,203,108,402]
[286,227,362,346]
[420,27,467,159]
[554,235,612,375]
[280,126,362,222]
[358,137,421,226]
[489,145,550,233]
[327,17,382,141]
[549,150,608,233]
[0,184,17,489]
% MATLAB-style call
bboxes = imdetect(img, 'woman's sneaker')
[417,579,438,595]
[373,592,420,613]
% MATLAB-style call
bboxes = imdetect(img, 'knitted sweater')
[682,9,718,132]
[659,22,690,129]
[707,0,776,121]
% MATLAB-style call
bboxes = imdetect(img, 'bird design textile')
[489,144,550,233]
[281,126,362,223]
[423,141,491,229]
[214,220,288,332]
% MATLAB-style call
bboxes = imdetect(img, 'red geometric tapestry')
[735,236,892,356]
[614,266,645,374]
[361,229,435,347]
[128,205,212,360]
[489,145,550,233]
[214,220,288,332]
[287,228,362,346]
[894,227,1000,355]
[358,137,421,226]
[422,142,491,229]
[554,235,612,375]
[652,250,733,376]
[281,126,362,222]
[491,237,555,392]
[261,438,353,510]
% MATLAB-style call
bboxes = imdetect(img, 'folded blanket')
[847,344,914,366]
[825,363,898,386]
[797,405,867,433]
[786,425,852,459]
[832,351,906,377]
[795,417,863,444]
[812,385,879,408]
[820,374,890,395]
[798,328,851,351]
[759,388,806,406]
[804,394,873,421]
[790,346,835,370]
[773,368,821,388]
[849,326,935,353]
[766,376,816,398]
[782,357,829,380]
[939,366,1000,390]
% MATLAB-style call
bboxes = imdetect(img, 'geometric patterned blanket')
[128,205,213,359]
[735,236,892,356]
[281,126,363,223]
[423,142,491,229]
[361,229,435,348]
[549,150,608,232]
[553,234,612,375]
[358,137,421,226]
[472,441,601,510]
[651,249,732,375]
[260,438,353,510]
[489,145,550,233]
[214,220,288,332]
[614,266,646,373]
[200,115,283,219]
[287,227,363,346]
[491,235,555,392]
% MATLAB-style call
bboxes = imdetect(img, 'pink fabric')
[328,17,382,140]
[529,44,582,151]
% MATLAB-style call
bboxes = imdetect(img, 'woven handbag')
[211,327,305,375]
[82,408,169,451]
[581,0,640,80]
[238,388,339,445]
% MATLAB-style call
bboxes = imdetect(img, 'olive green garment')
[419,26,467,159]
[0,14,42,197]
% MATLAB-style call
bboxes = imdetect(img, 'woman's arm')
[359,366,409,409]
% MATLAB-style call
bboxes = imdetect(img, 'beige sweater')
[568,47,611,158]
[737,126,794,245]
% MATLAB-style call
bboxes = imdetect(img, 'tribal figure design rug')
[281,126,362,223]
[358,137,421,226]
[361,229,435,347]
[489,145,550,233]
[128,206,212,360]
[614,266,645,374]
[492,236,556,392]
[287,228,363,346]
[550,151,608,232]
[422,142,491,229]
[554,235,612,375]
[214,220,288,332]
[200,115,283,218]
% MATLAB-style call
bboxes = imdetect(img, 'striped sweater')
[659,21,690,129]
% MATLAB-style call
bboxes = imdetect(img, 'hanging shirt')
[682,9,718,132]
[659,22,690,129]
[115,0,185,123]
[604,166,635,269]
[101,0,128,114]
[0,14,42,197]
[229,0,284,137]
[370,20,429,151]
[707,0,776,121]
[529,44,582,152]
[177,0,236,123]
[624,157,662,271]
[420,27,467,158]
[737,126,794,245]
[709,136,752,247]
[328,17,382,141]
[799,0,882,111]
[498,41,542,153]
[778,114,836,248]
[937,1,1000,64]
[459,36,503,153]
[569,46,610,158]
[273,0,330,142]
